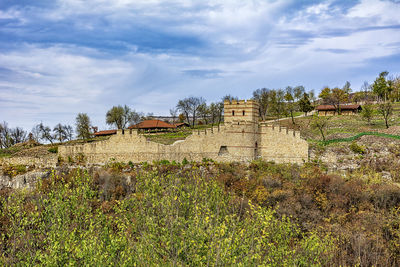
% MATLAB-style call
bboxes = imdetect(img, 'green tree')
[269,89,285,120]
[361,104,374,124]
[106,105,140,129]
[372,71,390,101]
[319,87,348,114]
[299,92,313,115]
[311,114,329,141]
[319,87,331,102]
[284,86,296,124]
[75,113,92,139]
[389,76,400,102]
[378,102,393,129]
[294,85,305,101]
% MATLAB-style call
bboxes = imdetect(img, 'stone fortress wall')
[58,100,309,164]
[0,155,58,168]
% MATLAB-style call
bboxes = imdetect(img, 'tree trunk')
[192,111,196,128]
[319,127,325,141]
[290,110,295,124]
[385,115,389,129]
[185,112,190,126]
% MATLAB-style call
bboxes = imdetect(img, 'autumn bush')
[2,160,400,265]
[0,164,334,266]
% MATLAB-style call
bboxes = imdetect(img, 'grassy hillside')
[281,102,400,141]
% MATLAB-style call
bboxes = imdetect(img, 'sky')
[1,0,400,131]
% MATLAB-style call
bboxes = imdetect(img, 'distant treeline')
[1,71,398,148]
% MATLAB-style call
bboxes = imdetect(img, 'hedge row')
[321,132,400,145]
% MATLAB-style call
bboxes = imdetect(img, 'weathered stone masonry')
[58,100,309,164]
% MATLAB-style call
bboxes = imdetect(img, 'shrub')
[106,161,126,172]
[0,166,335,266]
[48,146,58,153]
[156,159,170,165]
[202,157,214,163]
[349,142,366,154]
[2,164,28,177]
[182,157,189,165]
[75,153,85,164]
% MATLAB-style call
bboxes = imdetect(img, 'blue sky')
[1,0,400,131]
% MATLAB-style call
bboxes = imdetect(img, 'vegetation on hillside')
[1,162,335,266]
[1,161,400,265]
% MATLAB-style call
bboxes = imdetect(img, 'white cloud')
[1,0,400,130]
[347,0,400,24]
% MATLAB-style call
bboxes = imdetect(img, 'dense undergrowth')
[1,161,400,266]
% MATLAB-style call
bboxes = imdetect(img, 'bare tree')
[31,124,41,142]
[285,86,296,124]
[222,95,238,102]
[37,122,54,144]
[169,108,178,124]
[10,127,27,144]
[177,99,191,126]
[0,122,11,148]
[176,97,206,128]
[209,102,221,125]
[64,125,74,141]
[361,81,371,102]
[53,123,66,142]
[53,123,69,142]
[197,103,210,124]
[0,122,27,148]
[252,88,271,120]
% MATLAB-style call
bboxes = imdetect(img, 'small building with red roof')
[128,120,176,131]
[174,122,190,128]
[94,129,117,137]
[316,104,362,116]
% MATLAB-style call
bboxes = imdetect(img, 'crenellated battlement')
[259,123,301,139]
[115,129,139,136]
[223,99,259,106]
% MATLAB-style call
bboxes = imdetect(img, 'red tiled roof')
[174,122,190,127]
[94,130,117,136]
[316,104,361,111]
[128,120,176,129]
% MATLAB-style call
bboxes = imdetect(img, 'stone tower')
[223,99,260,124]
[223,99,260,160]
